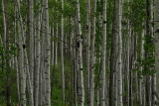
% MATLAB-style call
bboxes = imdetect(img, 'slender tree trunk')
[86,0,91,104]
[139,29,145,105]
[16,0,28,105]
[129,27,133,106]
[109,0,117,105]
[2,0,6,45]
[90,0,96,105]
[15,54,20,102]
[40,12,46,104]
[118,0,123,105]
[76,0,85,105]
[154,0,159,104]
[150,0,155,106]
[44,0,51,105]
[86,0,91,106]
[14,5,20,103]
[18,17,26,106]
[28,0,34,88]
[126,0,130,105]
[151,0,156,105]
[24,49,34,106]
[61,0,65,102]
[101,0,107,106]
[34,0,41,105]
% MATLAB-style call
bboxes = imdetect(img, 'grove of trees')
[0,0,159,106]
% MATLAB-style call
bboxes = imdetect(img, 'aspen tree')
[24,49,34,106]
[101,0,107,106]
[90,0,97,106]
[150,0,154,105]
[39,20,44,106]
[17,1,34,104]
[86,0,91,105]
[118,0,123,105]
[54,0,58,66]
[2,0,6,44]
[15,50,20,102]
[139,30,145,105]
[14,6,20,102]
[40,20,45,105]
[127,30,130,106]
[44,0,51,105]
[109,0,117,105]
[129,27,133,106]
[61,0,65,101]
[16,0,27,105]
[70,18,75,105]
[41,5,47,104]
[126,0,130,105]
[28,0,34,86]
[73,16,78,106]
[151,0,156,105]
[18,18,26,106]
[76,0,85,105]
[34,0,41,105]
[114,0,119,105]
[114,59,119,106]
[154,0,159,104]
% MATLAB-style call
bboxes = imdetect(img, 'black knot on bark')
[22,44,26,49]
[77,42,80,48]
[103,21,107,24]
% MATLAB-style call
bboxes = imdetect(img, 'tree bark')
[76,0,85,105]
[154,0,159,104]
[101,0,107,105]
[109,0,117,105]
[61,0,65,102]
[44,0,51,105]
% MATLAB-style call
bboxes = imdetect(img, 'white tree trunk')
[150,0,156,105]
[24,49,34,106]
[14,7,20,102]
[16,0,27,105]
[15,55,20,102]
[61,0,65,101]
[18,20,26,106]
[40,20,46,105]
[139,30,145,105]
[29,0,34,87]
[118,0,123,105]
[101,0,107,105]
[41,10,46,103]
[34,0,41,105]
[76,0,85,105]
[154,0,159,104]
[2,0,6,45]
[44,0,51,105]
